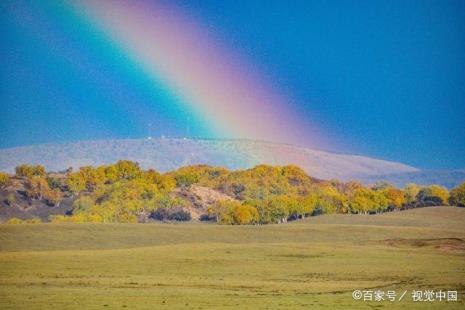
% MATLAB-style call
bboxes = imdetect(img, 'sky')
[1,0,464,169]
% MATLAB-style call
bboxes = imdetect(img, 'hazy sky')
[1,0,464,169]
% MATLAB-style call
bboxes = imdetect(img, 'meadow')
[0,207,464,309]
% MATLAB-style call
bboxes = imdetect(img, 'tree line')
[0,162,464,224]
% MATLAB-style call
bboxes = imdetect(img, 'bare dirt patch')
[382,238,465,253]
[174,185,237,220]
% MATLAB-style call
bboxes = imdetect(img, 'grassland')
[0,207,464,309]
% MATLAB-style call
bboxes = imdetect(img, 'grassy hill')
[1,207,464,309]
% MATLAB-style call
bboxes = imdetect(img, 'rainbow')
[8,0,329,148]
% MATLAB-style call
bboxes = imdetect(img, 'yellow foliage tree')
[449,182,465,207]
[0,172,10,188]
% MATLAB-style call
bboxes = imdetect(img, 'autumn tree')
[254,196,289,224]
[403,183,421,206]
[208,200,258,224]
[15,164,45,178]
[231,203,259,224]
[25,177,50,200]
[370,181,394,191]
[348,187,377,214]
[72,196,95,214]
[175,173,199,188]
[449,182,465,207]
[111,160,141,180]
[384,188,406,210]
[416,185,449,206]
[45,189,63,207]
[0,172,10,188]
[67,166,105,193]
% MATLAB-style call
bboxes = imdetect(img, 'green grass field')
[1,207,464,309]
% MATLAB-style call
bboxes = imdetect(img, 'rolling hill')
[0,138,417,180]
[0,138,463,188]
[361,169,465,189]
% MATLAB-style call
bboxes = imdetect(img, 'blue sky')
[1,0,464,169]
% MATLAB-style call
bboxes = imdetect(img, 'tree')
[174,174,199,188]
[208,200,258,224]
[449,182,465,207]
[45,189,63,207]
[25,177,50,200]
[384,188,406,210]
[143,169,176,193]
[404,183,420,205]
[348,187,377,214]
[15,164,45,178]
[370,181,394,191]
[256,196,289,224]
[231,204,259,224]
[281,165,311,186]
[46,176,62,190]
[416,185,449,206]
[112,160,141,180]
[208,200,234,223]
[67,166,105,193]
[72,196,95,214]
[0,172,10,188]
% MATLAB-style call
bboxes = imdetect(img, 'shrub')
[5,193,16,206]
[25,218,42,224]
[168,209,191,221]
[150,207,191,221]
[6,217,41,224]
[6,218,24,224]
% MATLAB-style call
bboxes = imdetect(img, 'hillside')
[0,138,417,181]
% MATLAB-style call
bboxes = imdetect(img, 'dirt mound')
[175,185,237,220]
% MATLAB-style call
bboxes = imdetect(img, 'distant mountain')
[0,138,418,181]
[360,170,465,189]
